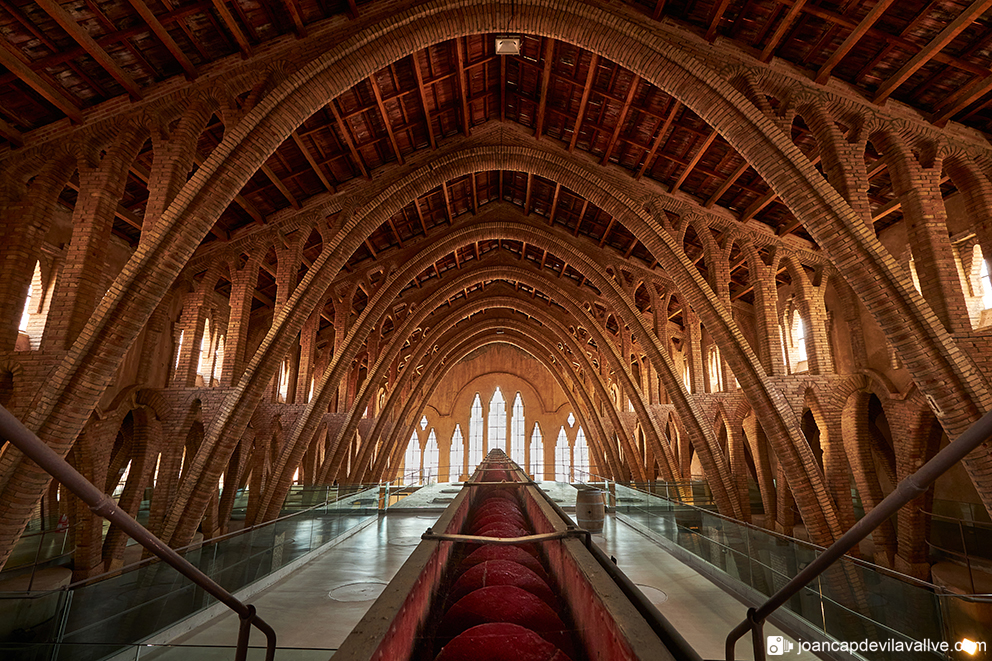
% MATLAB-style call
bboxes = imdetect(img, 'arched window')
[982,258,992,310]
[277,358,291,402]
[510,392,525,465]
[449,425,464,482]
[683,358,691,391]
[555,427,570,482]
[424,429,439,483]
[174,329,185,372]
[795,314,808,362]
[530,423,543,483]
[469,394,483,471]
[212,336,225,385]
[488,387,506,452]
[708,346,723,393]
[574,427,589,480]
[18,272,33,332]
[404,431,421,485]
[197,318,212,379]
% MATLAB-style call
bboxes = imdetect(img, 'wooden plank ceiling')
[2,0,987,326]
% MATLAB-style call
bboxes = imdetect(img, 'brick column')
[685,312,704,394]
[220,255,260,386]
[172,293,209,387]
[0,157,75,352]
[294,309,319,404]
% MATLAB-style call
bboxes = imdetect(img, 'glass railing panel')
[0,642,337,660]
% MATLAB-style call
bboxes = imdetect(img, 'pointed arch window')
[424,429,439,483]
[488,387,506,452]
[795,314,808,362]
[469,394,483,471]
[449,425,464,482]
[510,392,525,465]
[555,427,570,482]
[404,431,421,485]
[530,423,543,483]
[574,427,589,480]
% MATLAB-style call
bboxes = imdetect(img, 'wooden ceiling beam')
[291,131,334,192]
[573,199,590,237]
[35,0,143,100]
[548,182,562,225]
[454,38,471,136]
[652,0,667,21]
[441,182,454,224]
[705,159,749,207]
[328,101,370,179]
[411,51,437,150]
[283,0,308,38]
[524,173,534,215]
[259,163,300,209]
[636,99,680,179]
[814,0,895,84]
[568,54,599,152]
[211,0,253,58]
[0,117,23,147]
[369,74,404,165]
[600,75,641,166]
[759,0,808,62]
[346,0,359,19]
[873,0,992,103]
[414,197,429,236]
[0,40,83,124]
[534,38,555,139]
[125,0,197,79]
[670,129,717,193]
[705,0,733,42]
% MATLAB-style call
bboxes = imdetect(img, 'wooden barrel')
[575,488,605,532]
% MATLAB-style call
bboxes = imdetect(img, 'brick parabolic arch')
[3,0,991,560]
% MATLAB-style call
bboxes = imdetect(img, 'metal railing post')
[725,406,992,660]
[0,403,278,661]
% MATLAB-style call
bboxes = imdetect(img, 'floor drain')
[327,581,387,602]
[634,584,668,604]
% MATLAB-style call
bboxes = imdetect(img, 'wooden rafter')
[548,183,562,225]
[705,160,749,207]
[524,173,534,215]
[600,75,641,165]
[328,101,370,179]
[283,0,307,38]
[706,0,733,42]
[534,38,555,139]
[814,0,895,84]
[411,51,437,150]
[568,54,599,152]
[260,163,300,209]
[0,117,23,147]
[454,38,471,136]
[652,0,666,21]
[35,0,143,100]
[211,0,252,58]
[759,0,808,63]
[291,131,334,192]
[125,0,197,79]
[875,0,992,103]
[670,130,717,193]
[636,99,680,179]
[441,182,454,224]
[369,74,404,164]
[0,39,83,124]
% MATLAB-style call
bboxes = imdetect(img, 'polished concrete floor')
[163,509,815,660]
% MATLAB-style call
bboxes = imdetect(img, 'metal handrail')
[0,404,276,661]
[725,406,992,661]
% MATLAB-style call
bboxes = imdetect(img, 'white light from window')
[981,259,992,310]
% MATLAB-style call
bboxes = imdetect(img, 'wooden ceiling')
[3,0,987,326]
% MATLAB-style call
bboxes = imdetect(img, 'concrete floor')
[158,507,816,660]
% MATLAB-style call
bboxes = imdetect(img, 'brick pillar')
[172,293,208,387]
[685,312,704,394]
[728,422,752,521]
[220,256,260,386]
[0,157,75,352]
[333,296,352,412]
[752,265,786,375]
[743,415,776,528]
[882,139,971,334]
[797,294,834,374]
[294,309,319,404]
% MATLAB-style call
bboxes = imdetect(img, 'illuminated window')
[530,423,543,482]
[449,425,464,482]
[488,387,506,452]
[424,429,439,482]
[277,358,291,402]
[982,259,992,309]
[795,315,808,362]
[174,330,185,372]
[510,393,525,465]
[404,431,421,485]
[683,359,691,391]
[469,394,483,470]
[708,346,723,392]
[574,427,589,480]
[555,427,570,482]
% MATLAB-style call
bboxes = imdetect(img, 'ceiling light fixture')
[495,36,521,55]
